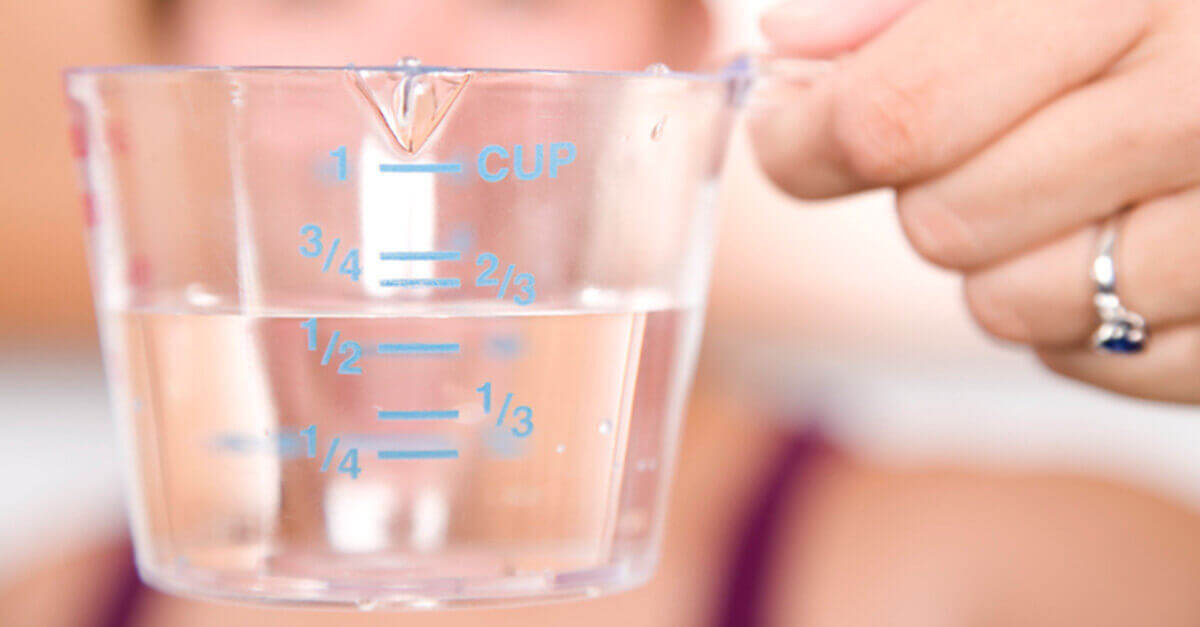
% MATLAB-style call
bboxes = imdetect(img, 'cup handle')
[721,53,833,111]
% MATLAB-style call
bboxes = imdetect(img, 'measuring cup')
[64,59,815,609]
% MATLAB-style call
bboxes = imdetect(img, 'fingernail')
[763,0,836,25]
[760,0,886,55]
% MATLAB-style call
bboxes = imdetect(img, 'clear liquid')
[105,305,700,607]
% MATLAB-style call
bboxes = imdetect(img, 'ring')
[1091,213,1149,354]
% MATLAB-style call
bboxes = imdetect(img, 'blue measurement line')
[379,278,461,288]
[379,251,462,261]
[379,163,463,174]
[377,410,460,421]
[379,449,460,460]
[378,342,461,355]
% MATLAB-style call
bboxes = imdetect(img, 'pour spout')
[344,64,471,156]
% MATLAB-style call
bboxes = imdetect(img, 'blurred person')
[5,2,1200,627]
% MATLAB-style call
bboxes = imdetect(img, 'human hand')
[752,0,1200,403]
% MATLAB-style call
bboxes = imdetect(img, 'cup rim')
[62,63,741,83]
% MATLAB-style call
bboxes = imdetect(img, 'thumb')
[761,0,921,56]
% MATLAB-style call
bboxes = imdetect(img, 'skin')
[752,0,1200,404]
[165,0,709,71]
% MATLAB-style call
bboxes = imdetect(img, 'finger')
[760,0,920,57]
[750,0,1150,199]
[962,188,1200,348]
[1037,325,1200,404]
[896,60,1200,270]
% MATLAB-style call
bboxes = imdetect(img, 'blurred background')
[5,1,1200,626]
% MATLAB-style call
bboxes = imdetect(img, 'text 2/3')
[476,253,536,306]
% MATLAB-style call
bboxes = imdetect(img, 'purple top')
[714,426,828,627]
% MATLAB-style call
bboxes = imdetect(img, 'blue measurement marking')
[379,278,462,288]
[321,330,341,365]
[320,437,341,472]
[488,335,522,359]
[380,251,462,262]
[378,410,460,421]
[213,434,302,457]
[378,449,460,460]
[331,146,347,181]
[497,263,515,300]
[378,342,461,355]
[322,238,341,273]
[379,163,463,174]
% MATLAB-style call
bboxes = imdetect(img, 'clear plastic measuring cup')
[64,61,768,609]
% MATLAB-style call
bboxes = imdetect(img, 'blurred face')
[167,0,710,71]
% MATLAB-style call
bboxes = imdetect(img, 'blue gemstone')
[1100,336,1143,354]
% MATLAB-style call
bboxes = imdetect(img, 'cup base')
[137,555,653,610]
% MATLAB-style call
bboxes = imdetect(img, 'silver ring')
[1091,213,1148,354]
